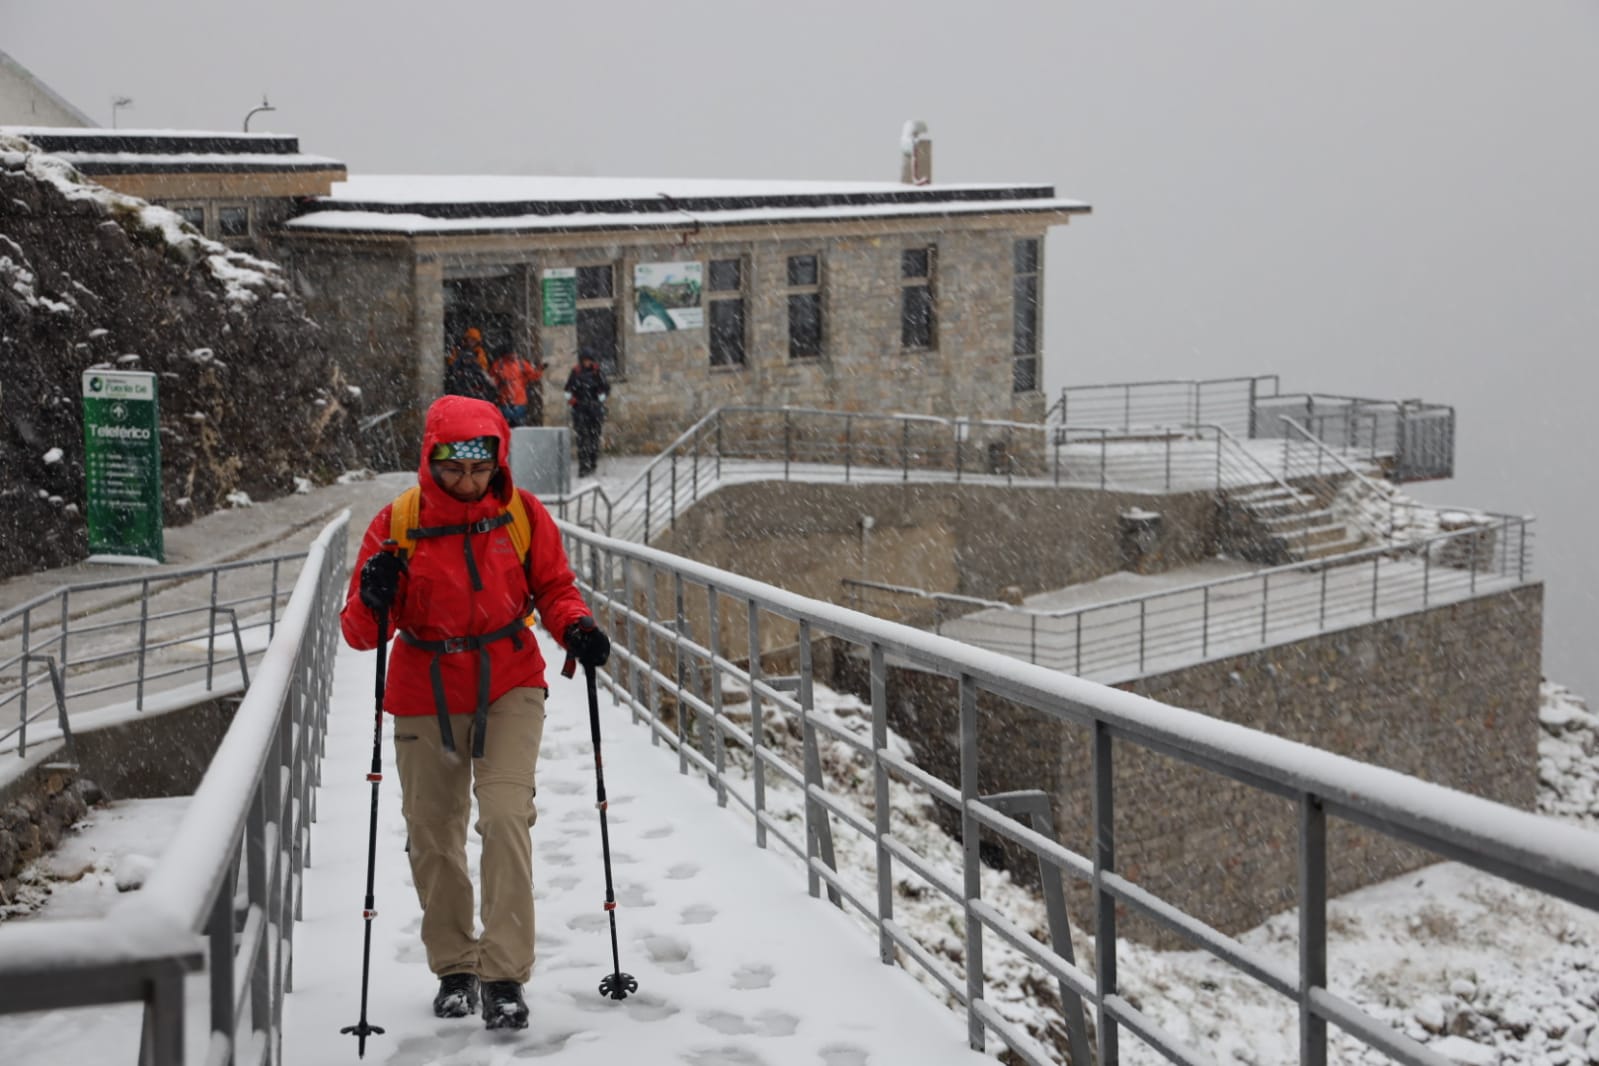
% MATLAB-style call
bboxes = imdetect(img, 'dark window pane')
[902,248,930,279]
[577,265,614,300]
[709,299,746,367]
[176,206,204,229]
[1013,274,1038,355]
[577,306,619,376]
[787,254,819,287]
[219,206,249,236]
[1014,238,1039,275]
[1013,355,1038,394]
[708,258,742,292]
[788,292,822,357]
[901,284,935,349]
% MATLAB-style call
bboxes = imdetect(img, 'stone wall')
[831,584,1543,945]
[655,480,1220,609]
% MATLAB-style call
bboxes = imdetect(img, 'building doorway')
[443,274,533,362]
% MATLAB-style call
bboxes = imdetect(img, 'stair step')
[1276,523,1349,543]
[1260,509,1334,528]
[1298,534,1367,560]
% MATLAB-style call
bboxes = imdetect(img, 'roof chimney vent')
[899,120,931,186]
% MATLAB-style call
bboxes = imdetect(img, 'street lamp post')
[243,94,276,133]
[110,96,132,129]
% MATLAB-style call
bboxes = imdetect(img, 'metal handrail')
[841,515,1534,678]
[0,510,348,1065]
[1,550,305,756]
[561,518,1593,1066]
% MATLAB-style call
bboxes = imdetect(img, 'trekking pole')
[563,638,637,1000]
[342,598,392,1055]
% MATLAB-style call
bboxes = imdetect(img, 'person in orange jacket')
[489,348,543,427]
[341,395,611,1030]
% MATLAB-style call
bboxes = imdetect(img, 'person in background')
[443,327,497,403]
[341,395,612,1030]
[490,347,543,428]
[563,351,610,477]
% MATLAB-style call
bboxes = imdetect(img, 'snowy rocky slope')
[714,677,1599,1065]
[0,136,362,575]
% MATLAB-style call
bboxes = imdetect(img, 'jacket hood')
[418,396,514,513]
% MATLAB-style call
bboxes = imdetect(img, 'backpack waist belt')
[399,616,527,758]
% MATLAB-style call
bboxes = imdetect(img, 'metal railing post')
[748,598,766,848]
[706,583,726,806]
[1299,794,1329,1066]
[1093,721,1118,1063]
[902,420,911,482]
[1139,600,1147,673]
[670,454,679,532]
[206,569,220,690]
[137,578,150,710]
[959,674,984,1052]
[784,409,793,479]
[1201,586,1210,658]
[1371,555,1380,619]
[871,643,892,963]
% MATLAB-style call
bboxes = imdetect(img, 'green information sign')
[541,267,576,327]
[82,369,164,562]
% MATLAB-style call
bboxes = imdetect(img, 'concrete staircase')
[1224,482,1365,563]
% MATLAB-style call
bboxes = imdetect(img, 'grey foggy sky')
[4,1,1595,696]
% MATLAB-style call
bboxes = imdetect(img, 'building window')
[576,263,620,377]
[786,253,822,359]
[1013,238,1040,393]
[708,257,746,368]
[174,205,205,232]
[901,246,936,350]
[218,205,250,238]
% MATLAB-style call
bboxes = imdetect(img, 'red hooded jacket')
[341,396,590,716]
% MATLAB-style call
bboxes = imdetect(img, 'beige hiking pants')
[393,686,546,984]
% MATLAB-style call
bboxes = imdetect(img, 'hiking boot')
[433,973,479,1018]
[481,979,529,1030]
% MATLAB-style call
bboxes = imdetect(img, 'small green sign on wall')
[82,369,164,562]
[542,267,576,327]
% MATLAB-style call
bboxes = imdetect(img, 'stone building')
[279,175,1089,451]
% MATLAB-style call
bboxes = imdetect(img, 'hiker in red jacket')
[340,394,611,1030]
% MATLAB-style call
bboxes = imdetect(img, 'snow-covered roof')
[0,126,346,175]
[285,173,1089,236]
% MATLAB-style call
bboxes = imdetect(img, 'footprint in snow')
[643,933,697,973]
[680,903,716,925]
[641,824,674,839]
[698,1009,798,1037]
[819,1045,870,1066]
[566,988,678,1022]
[681,1047,768,1066]
[731,963,774,990]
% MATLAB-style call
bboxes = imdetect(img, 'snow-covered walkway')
[280,642,990,1066]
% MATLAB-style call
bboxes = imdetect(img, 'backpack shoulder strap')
[387,486,422,557]
[506,489,533,564]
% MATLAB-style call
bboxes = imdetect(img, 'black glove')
[564,616,611,668]
[359,551,406,613]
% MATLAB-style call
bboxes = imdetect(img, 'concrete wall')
[832,584,1543,945]
[283,213,1063,463]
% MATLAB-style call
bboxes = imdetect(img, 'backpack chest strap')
[406,511,514,541]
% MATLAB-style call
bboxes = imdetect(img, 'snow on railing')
[0,511,348,1065]
[559,518,1593,1065]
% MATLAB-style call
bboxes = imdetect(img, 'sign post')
[81,369,164,562]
